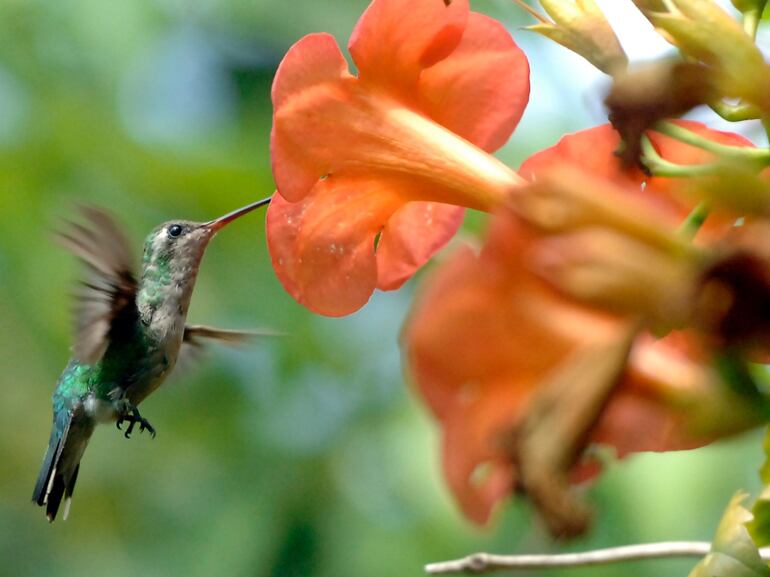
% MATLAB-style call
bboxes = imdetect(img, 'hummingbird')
[32,197,271,522]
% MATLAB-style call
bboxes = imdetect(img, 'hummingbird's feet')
[116,405,156,439]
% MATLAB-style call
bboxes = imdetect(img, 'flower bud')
[529,0,628,76]
[732,0,768,14]
[533,228,698,332]
[632,0,770,103]
[605,61,715,166]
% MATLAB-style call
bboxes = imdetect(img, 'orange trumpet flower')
[266,0,529,316]
[402,122,761,531]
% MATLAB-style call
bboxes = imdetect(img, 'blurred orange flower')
[266,0,529,316]
[520,119,753,231]
[402,122,761,531]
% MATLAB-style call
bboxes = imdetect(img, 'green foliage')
[761,426,770,484]
[733,0,768,15]
[748,428,770,546]
[689,493,770,577]
[0,1,767,577]
[748,485,770,547]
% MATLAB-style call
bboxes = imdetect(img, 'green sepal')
[638,0,768,100]
[761,427,770,485]
[713,353,770,420]
[749,428,770,546]
[748,482,770,547]
[733,0,767,15]
[688,492,770,577]
[528,0,628,76]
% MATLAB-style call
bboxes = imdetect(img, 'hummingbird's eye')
[167,224,184,238]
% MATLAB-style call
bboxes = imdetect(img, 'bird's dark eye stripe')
[167,225,183,238]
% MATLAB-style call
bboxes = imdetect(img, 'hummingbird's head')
[139,197,272,305]
[142,219,215,271]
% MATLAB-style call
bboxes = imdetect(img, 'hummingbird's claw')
[139,419,156,439]
[124,419,137,439]
[116,405,156,440]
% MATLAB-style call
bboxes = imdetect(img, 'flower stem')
[677,202,710,240]
[762,116,770,146]
[710,100,761,122]
[661,0,679,12]
[640,136,722,178]
[743,4,766,40]
[653,122,770,163]
[424,542,770,574]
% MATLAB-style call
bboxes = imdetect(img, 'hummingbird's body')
[33,199,270,522]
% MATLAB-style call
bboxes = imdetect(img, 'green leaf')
[747,427,770,547]
[760,426,770,485]
[749,484,770,547]
[688,492,770,577]
[732,0,767,15]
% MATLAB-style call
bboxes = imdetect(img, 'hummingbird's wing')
[175,324,282,372]
[56,206,139,365]
[183,324,283,347]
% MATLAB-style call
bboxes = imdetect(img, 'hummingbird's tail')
[32,411,93,522]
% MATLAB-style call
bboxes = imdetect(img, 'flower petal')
[272,39,519,211]
[589,334,710,459]
[349,0,469,95]
[402,207,754,526]
[419,12,530,152]
[268,176,470,316]
[519,120,753,180]
[271,33,350,110]
[403,215,620,523]
[403,245,526,524]
[442,378,525,525]
[519,120,752,224]
[376,202,465,291]
[271,33,351,202]
[267,177,401,316]
[519,124,643,186]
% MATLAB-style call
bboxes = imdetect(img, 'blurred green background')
[0,1,766,576]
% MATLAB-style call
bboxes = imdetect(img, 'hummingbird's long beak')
[203,196,272,233]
